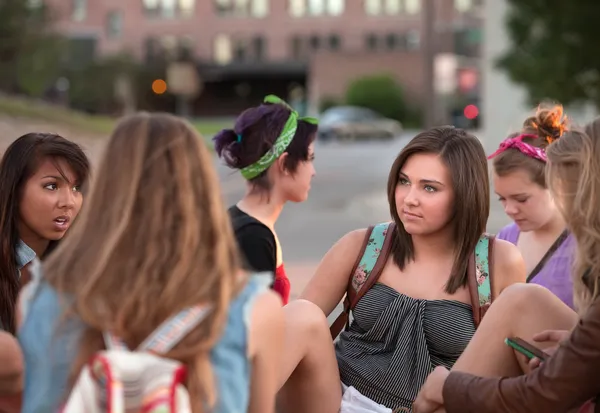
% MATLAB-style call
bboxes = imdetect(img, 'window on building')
[72,0,87,21]
[251,0,269,17]
[327,0,344,16]
[289,0,344,17]
[384,0,401,14]
[404,0,420,14]
[253,36,266,60]
[406,30,420,49]
[233,38,248,61]
[385,33,399,49]
[144,37,159,63]
[214,34,233,64]
[289,0,305,17]
[160,0,176,18]
[309,35,321,50]
[179,36,194,59]
[365,33,378,50]
[328,34,341,50]
[143,0,195,18]
[290,36,304,58]
[307,0,324,16]
[106,11,123,39]
[179,0,195,17]
[215,0,269,17]
[161,35,179,59]
[454,0,472,13]
[365,0,381,15]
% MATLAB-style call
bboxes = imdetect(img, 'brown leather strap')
[467,248,481,327]
[330,223,396,339]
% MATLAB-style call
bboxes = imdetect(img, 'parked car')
[317,106,403,142]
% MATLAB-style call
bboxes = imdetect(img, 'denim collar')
[16,240,36,270]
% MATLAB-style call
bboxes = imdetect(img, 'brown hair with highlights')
[492,104,568,187]
[387,126,489,293]
[43,113,240,411]
[547,118,600,313]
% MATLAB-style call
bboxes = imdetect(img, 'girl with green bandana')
[214,95,318,304]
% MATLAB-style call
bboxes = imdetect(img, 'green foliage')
[345,74,407,121]
[497,0,600,109]
[16,34,65,97]
[0,0,64,94]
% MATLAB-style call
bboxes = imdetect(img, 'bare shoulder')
[334,227,370,255]
[492,238,526,293]
[247,290,284,358]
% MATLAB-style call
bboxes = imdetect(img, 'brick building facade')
[44,0,483,115]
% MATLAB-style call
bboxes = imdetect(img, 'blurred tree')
[498,0,600,109]
[345,74,408,121]
[0,0,64,96]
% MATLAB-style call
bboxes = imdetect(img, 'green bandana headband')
[240,95,318,180]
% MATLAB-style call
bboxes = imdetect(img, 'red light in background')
[464,104,479,120]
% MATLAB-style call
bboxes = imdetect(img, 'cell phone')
[505,337,550,361]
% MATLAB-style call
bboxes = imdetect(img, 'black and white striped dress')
[335,283,476,411]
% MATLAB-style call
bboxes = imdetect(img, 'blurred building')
[44,0,483,116]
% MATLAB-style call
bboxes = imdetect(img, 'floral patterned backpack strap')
[468,233,496,328]
[330,222,395,338]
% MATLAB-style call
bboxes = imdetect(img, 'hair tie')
[236,133,242,143]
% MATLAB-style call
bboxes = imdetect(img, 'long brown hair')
[0,133,89,333]
[547,122,600,313]
[493,104,568,187]
[387,126,489,293]
[43,113,240,411]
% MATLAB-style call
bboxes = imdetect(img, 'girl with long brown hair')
[17,113,284,413]
[414,125,600,413]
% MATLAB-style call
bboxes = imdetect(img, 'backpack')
[62,305,212,413]
[330,222,496,338]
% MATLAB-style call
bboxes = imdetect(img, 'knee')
[496,283,560,311]
[284,299,330,336]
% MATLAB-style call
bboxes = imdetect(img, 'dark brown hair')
[493,104,568,187]
[387,126,489,293]
[44,113,240,412]
[213,102,317,192]
[0,133,89,333]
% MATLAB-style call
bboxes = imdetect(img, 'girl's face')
[19,158,83,245]
[493,169,557,232]
[278,142,316,203]
[395,153,454,236]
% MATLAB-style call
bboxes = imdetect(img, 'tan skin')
[277,153,527,413]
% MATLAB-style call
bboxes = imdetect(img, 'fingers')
[528,357,542,370]
[532,329,568,343]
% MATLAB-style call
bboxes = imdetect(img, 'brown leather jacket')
[443,295,600,413]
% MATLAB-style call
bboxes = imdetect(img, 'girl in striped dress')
[277,126,527,412]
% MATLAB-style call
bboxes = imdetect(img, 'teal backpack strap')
[469,233,495,327]
[330,222,395,338]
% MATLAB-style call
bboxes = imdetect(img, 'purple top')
[497,223,575,309]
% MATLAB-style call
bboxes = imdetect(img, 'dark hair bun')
[523,104,569,145]
[213,129,243,169]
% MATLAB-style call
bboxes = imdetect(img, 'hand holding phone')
[505,337,550,361]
